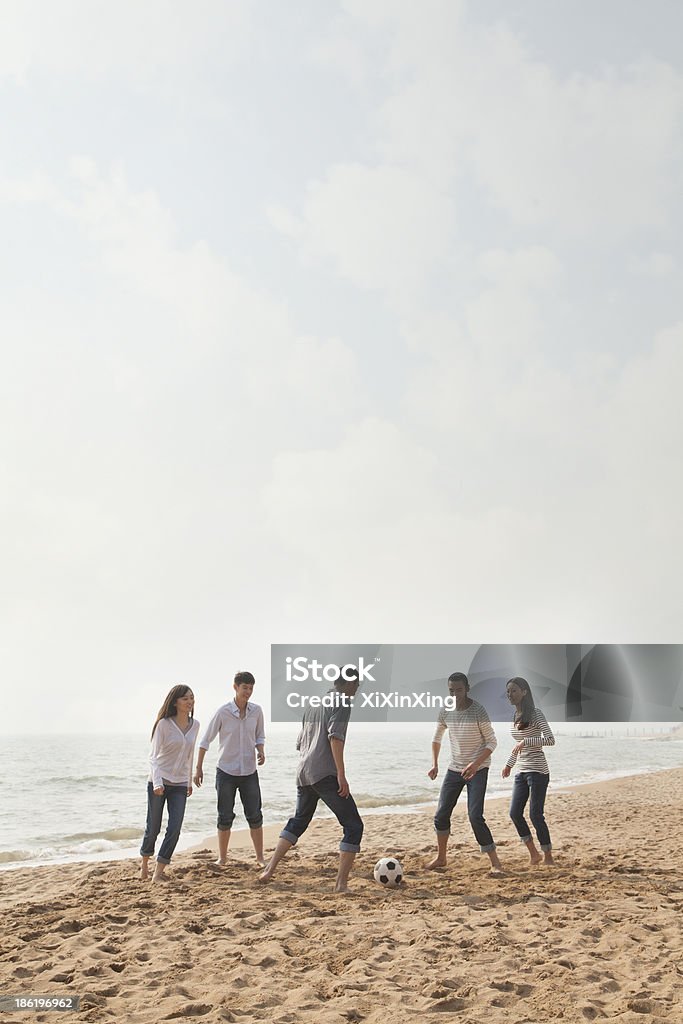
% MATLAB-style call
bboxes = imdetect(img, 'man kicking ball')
[259,666,363,892]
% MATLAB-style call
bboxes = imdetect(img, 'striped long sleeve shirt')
[433,700,497,772]
[505,708,555,773]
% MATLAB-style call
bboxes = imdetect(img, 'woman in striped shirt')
[502,677,555,865]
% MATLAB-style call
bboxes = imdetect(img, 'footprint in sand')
[579,1004,606,1019]
[92,985,119,998]
[13,967,34,979]
[428,996,468,1012]
[56,919,86,934]
[162,1003,213,1018]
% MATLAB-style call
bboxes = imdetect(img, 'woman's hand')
[501,765,511,778]
[512,742,524,754]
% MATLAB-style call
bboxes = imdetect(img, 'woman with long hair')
[502,677,555,866]
[140,685,199,881]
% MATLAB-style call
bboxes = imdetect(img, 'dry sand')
[1,768,682,1024]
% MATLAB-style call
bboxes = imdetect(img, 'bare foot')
[489,867,505,877]
[334,881,350,893]
[152,868,167,883]
[543,853,555,865]
[140,866,150,881]
[215,858,228,867]
[255,859,266,869]
[258,868,274,883]
[529,850,543,865]
[427,856,447,870]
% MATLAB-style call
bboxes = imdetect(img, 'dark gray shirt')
[295,694,352,787]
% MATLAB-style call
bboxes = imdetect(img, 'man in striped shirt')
[428,671,504,874]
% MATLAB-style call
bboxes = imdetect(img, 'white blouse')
[149,717,200,790]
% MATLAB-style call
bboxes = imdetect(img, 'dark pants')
[140,782,188,864]
[509,771,552,850]
[216,768,263,829]
[434,767,496,852]
[281,775,364,852]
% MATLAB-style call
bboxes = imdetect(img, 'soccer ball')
[373,856,403,887]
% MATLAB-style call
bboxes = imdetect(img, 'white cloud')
[630,252,677,278]
[273,162,455,298]
[338,4,683,236]
[0,0,252,85]
[0,160,370,727]
[460,44,683,235]
[261,311,683,640]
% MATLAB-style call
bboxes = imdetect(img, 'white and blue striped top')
[505,708,555,774]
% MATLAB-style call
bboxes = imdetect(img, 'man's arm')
[194,746,206,786]
[194,709,222,787]
[255,708,266,766]
[428,741,441,779]
[429,717,447,778]
[330,736,349,797]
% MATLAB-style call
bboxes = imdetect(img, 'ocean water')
[0,724,680,868]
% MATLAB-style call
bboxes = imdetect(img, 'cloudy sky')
[2,1,682,733]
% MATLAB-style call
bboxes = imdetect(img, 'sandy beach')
[1,767,682,1024]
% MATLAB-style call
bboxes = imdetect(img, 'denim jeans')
[509,771,552,850]
[140,782,188,864]
[434,767,496,852]
[281,775,364,852]
[216,769,263,829]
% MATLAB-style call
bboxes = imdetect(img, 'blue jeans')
[509,771,552,851]
[281,775,364,853]
[216,769,263,829]
[434,767,496,852]
[140,782,188,864]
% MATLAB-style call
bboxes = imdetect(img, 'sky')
[1,1,682,733]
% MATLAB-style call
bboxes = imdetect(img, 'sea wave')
[66,838,137,855]
[49,775,145,787]
[0,829,141,866]
[354,792,433,809]
[63,828,140,843]
[0,848,60,864]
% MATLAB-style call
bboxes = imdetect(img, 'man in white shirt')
[194,671,266,867]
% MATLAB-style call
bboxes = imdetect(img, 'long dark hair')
[151,684,193,738]
[508,676,535,730]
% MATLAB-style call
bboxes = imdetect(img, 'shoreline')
[2,762,680,873]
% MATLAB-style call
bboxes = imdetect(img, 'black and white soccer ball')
[373,856,403,887]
